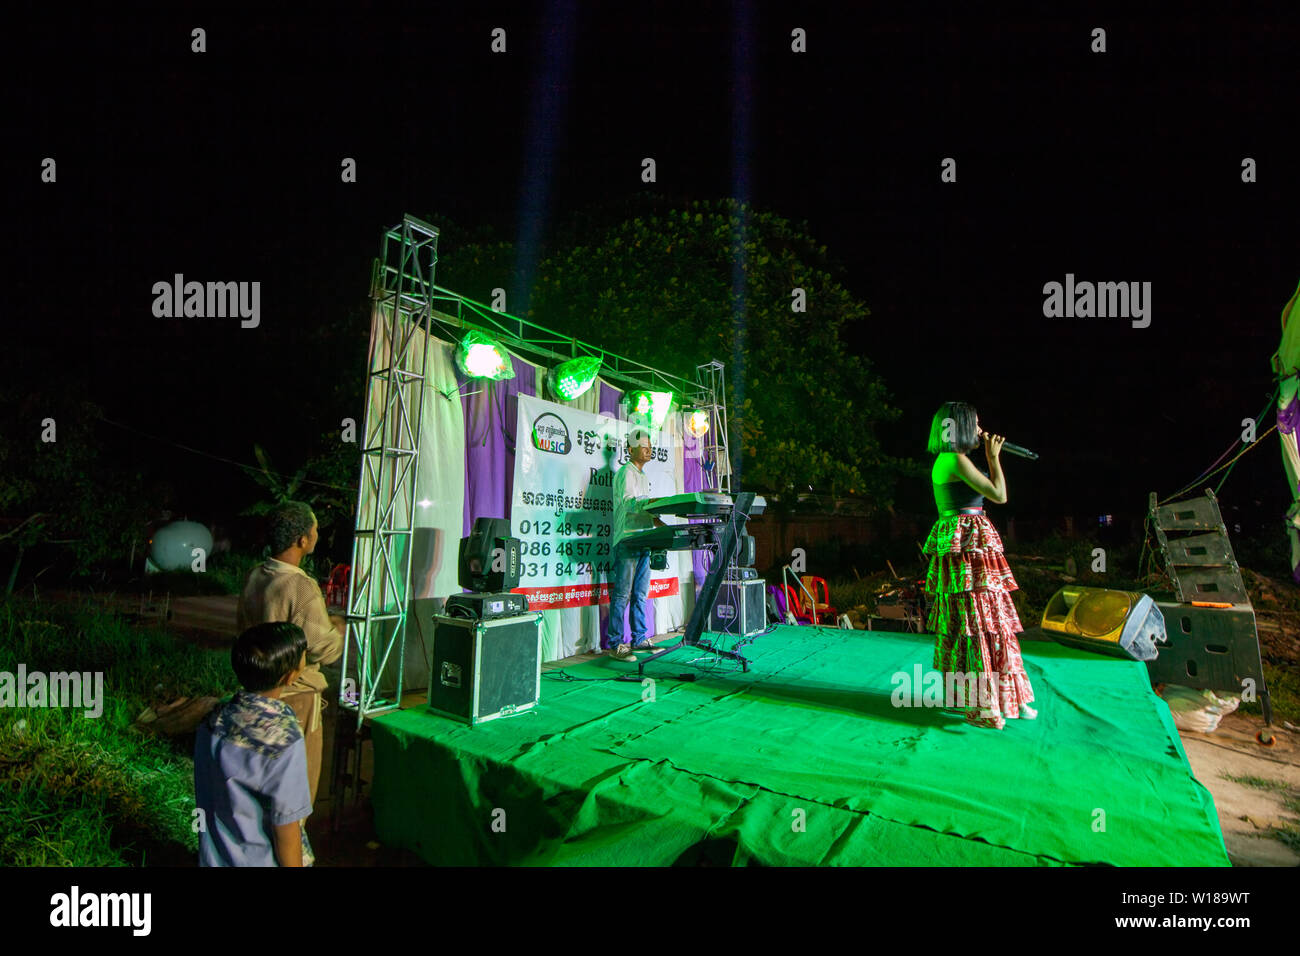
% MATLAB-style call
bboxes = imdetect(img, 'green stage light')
[548,356,602,401]
[627,390,674,429]
[456,331,515,381]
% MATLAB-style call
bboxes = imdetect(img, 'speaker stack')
[1032,490,1273,734]
[1146,489,1272,726]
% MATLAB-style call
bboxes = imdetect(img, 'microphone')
[979,430,1039,460]
[1001,441,1038,461]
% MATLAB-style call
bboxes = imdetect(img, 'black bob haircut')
[232,621,308,692]
[267,501,315,554]
[927,402,980,455]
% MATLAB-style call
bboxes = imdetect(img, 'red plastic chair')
[780,583,833,626]
[325,564,351,612]
[799,576,837,625]
[779,584,809,624]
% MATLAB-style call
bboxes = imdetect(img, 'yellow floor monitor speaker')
[1040,587,1166,660]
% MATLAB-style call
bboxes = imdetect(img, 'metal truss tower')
[341,215,438,722]
[692,360,730,494]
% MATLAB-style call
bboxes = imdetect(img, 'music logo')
[531,413,571,455]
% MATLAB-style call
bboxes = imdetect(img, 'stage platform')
[370,625,1229,866]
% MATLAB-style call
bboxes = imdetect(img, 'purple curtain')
[461,363,537,538]
[598,381,622,417]
[683,437,710,591]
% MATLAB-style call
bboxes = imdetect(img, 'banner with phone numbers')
[511,393,680,609]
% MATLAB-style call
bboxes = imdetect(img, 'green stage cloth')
[370,626,1228,866]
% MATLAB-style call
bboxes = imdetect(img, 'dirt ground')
[1245,569,1300,670]
[1179,711,1300,866]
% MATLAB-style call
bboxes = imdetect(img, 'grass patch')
[1272,824,1300,853]
[0,704,199,865]
[1220,772,1290,792]
[0,595,237,866]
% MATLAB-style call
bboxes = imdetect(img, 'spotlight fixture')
[685,409,711,437]
[456,331,515,381]
[547,356,602,401]
[627,390,674,429]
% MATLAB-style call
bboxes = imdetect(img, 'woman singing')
[924,402,1036,729]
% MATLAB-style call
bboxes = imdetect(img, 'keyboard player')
[606,427,667,661]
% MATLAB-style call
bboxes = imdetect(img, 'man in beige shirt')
[235,501,344,806]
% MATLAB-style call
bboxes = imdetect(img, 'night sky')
[10,3,1300,532]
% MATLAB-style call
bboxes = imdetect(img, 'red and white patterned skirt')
[922,513,1035,725]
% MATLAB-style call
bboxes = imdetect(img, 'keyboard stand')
[637,491,756,676]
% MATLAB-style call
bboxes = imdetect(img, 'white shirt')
[613,462,654,546]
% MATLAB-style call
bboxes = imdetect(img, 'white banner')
[512,394,680,609]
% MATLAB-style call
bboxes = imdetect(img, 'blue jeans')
[608,543,651,648]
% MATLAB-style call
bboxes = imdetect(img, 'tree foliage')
[490,196,917,506]
[0,388,151,583]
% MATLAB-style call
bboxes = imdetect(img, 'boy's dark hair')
[232,622,307,692]
[627,427,650,448]
[267,501,315,554]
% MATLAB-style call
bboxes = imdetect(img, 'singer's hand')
[984,432,1005,460]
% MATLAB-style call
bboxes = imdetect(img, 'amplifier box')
[444,591,530,620]
[708,578,767,638]
[428,613,542,726]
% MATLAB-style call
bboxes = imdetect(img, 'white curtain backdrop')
[355,312,696,676]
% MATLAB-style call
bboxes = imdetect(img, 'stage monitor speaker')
[428,612,542,726]
[1147,601,1272,724]
[1039,587,1166,661]
[708,578,767,638]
